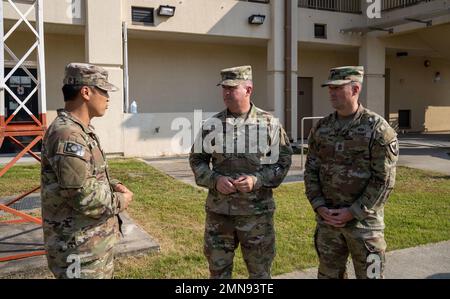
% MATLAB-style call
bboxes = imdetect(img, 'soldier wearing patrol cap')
[189,65,293,278]
[41,63,133,279]
[305,66,399,279]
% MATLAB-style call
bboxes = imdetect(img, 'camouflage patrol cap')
[63,63,119,92]
[321,66,364,87]
[217,65,252,87]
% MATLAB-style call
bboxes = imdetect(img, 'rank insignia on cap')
[63,142,85,157]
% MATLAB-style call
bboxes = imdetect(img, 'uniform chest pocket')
[340,139,370,165]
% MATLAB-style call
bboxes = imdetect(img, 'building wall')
[5,31,85,123]
[387,55,450,132]
[45,34,86,119]
[2,0,85,25]
[125,0,270,39]
[297,48,359,118]
[123,111,217,157]
[297,8,362,46]
[128,38,268,113]
[3,1,450,158]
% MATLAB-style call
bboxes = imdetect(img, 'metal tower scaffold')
[0,0,47,262]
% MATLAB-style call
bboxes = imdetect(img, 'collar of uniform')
[331,103,365,133]
[225,102,256,122]
[57,109,94,134]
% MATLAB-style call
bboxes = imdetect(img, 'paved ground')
[0,154,38,166]
[397,133,450,175]
[0,194,159,278]
[275,240,450,279]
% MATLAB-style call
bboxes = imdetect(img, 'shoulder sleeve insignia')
[388,140,399,156]
[63,141,85,157]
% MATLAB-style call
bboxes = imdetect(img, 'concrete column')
[359,34,386,116]
[267,0,284,122]
[289,1,298,141]
[85,0,124,154]
[267,0,298,140]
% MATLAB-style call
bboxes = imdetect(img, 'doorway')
[1,67,40,154]
[297,77,313,140]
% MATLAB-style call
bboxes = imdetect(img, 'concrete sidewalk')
[397,133,450,175]
[143,155,304,188]
[0,194,160,278]
[275,240,450,279]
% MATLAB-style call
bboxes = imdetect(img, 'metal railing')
[239,0,270,3]
[298,0,435,13]
[298,0,362,14]
[300,116,324,171]
[381,0,435,11]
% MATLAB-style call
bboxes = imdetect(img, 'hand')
[233,176,255,193]
[216,176,237,195]
[328,208,354,227]
[114,183,130,193]
[115,184,133,210]
[316,207,353,228]
[121,190,133,210]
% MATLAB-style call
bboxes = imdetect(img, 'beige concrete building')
[2,0,450,157]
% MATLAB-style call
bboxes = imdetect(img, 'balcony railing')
[381,0,435,11]
[298,0,436,13]
[298,0,362,14]
[239,0,270,3]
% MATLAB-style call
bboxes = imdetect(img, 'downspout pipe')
[284,0,292,139]
[123,21,129,113]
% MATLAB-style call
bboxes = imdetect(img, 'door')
[297,77,313,140]
[4,67,38,123]
[1,68,40,154]
[385,68,390,121]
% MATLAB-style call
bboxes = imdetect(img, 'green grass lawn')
[1,159,449,278]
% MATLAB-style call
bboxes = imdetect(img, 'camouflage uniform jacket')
[41,109,126,261]
[189,103,293,216]
[305,104,398,229]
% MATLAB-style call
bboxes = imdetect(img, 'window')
[314,24,327,39]
[132,7,154,25]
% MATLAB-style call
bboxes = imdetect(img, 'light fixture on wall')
[157,5,176,17]
[434,72,441,83]
[248,14,265,25]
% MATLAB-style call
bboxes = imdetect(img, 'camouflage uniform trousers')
[314,223,387,279]
[46,224,118,279]
[204,211,275,279]
[48,249,115,279]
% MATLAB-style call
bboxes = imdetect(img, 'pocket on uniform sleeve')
[56,155,89,188]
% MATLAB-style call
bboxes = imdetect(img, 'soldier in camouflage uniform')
[189,65,293,279]
[305,66,399,279]
[41,63,133,279]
